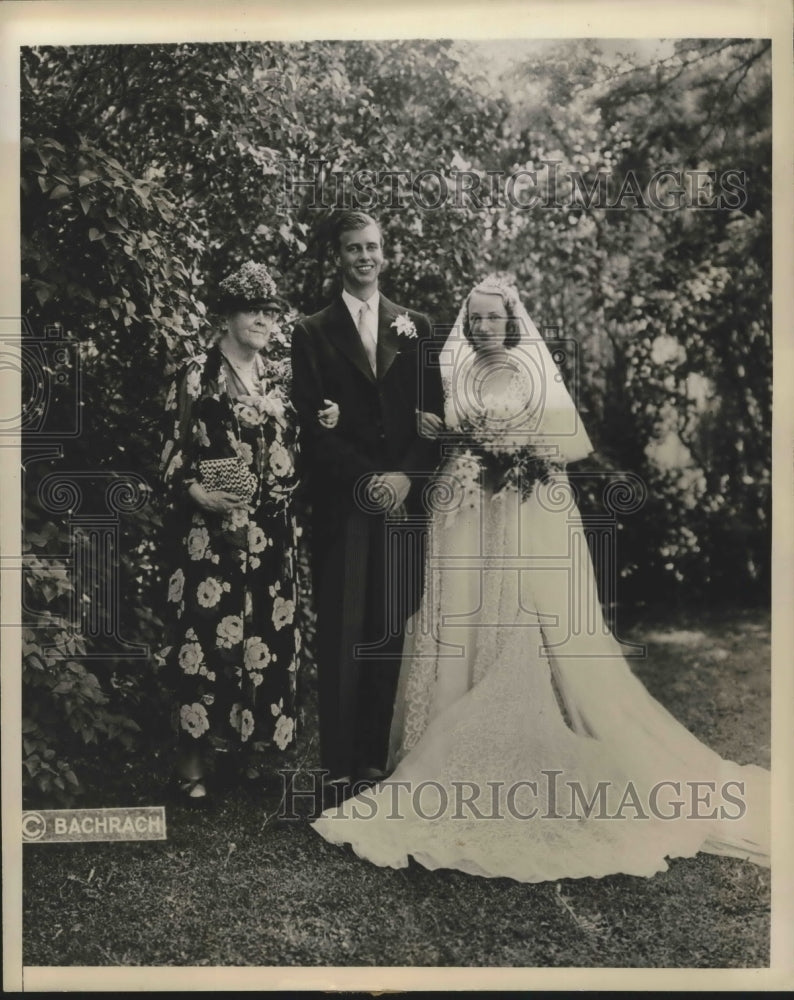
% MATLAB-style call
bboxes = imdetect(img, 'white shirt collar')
[341,288,380,327]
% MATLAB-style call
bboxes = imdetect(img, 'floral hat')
[216,261,286,313]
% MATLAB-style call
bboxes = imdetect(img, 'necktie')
[357,301,378,375]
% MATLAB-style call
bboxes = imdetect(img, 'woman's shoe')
[174,775,211,808]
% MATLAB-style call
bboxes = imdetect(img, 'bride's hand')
[318,398,340,429]
[417,410,444,439]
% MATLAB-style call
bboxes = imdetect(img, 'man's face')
[337,223,384,297]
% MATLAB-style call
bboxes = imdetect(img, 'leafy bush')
[20,38,771,801]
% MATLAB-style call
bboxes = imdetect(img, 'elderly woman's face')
[227,303,281,351]
[468,291,510,353]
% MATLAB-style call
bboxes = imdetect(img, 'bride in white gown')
[311,275,770,882]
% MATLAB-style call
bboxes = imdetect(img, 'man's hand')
[318,398,340,429]
[367,471,411,512]
[417,410,444,439]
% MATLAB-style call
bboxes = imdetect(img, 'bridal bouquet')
[459,394,560,503]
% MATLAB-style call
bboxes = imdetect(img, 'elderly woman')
[160,261,336,804]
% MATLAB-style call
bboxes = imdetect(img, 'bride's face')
[468,291,510,353]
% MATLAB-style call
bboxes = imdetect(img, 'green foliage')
[21,503,147,804]
[487,38,771,602]
[20,38,771,801]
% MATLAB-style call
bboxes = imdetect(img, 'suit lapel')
[325,296,376,383]
[376,296,401,380]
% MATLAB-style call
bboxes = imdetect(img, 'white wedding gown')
[311,358,770,882]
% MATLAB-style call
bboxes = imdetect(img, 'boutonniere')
[391,313,418,339]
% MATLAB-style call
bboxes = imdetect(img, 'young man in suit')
[291,211,442,801]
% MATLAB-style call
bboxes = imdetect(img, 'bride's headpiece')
[471,271,522,308]
[441,276,593,463]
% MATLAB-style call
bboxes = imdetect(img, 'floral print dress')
[160,344,300,758]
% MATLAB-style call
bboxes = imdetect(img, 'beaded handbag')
[198,457,258,504]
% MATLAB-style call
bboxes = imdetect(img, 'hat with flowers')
[215,261,286,313]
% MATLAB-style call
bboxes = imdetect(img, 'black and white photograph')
[3,0,792,991]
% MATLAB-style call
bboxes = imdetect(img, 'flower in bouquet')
[461,407,555,503]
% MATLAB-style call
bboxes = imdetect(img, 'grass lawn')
[22,605,770,969]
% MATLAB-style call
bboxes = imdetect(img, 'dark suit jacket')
[291,292,443,552]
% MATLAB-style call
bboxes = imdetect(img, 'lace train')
[312,467,770,882]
